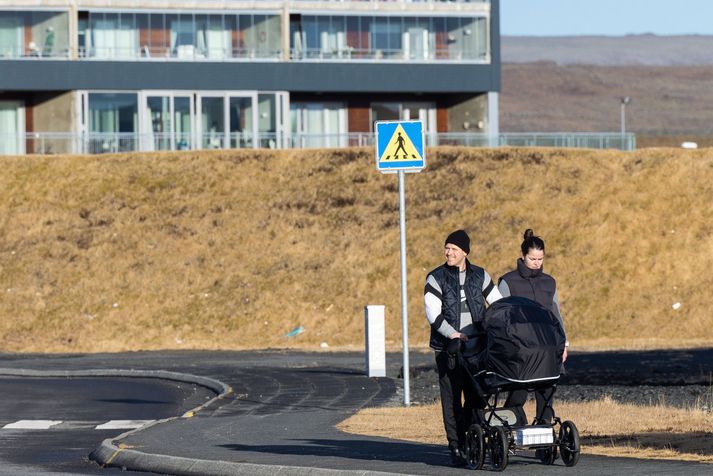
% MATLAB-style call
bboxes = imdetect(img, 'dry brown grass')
[1,147,713,352]
[337,398,713,463]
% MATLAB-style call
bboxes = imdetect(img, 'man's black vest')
[427,260,485,351]
[499,259,557,312]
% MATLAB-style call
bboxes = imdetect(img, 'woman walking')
[498,229,568,425]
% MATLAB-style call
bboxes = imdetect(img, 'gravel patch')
[407,366,713,411]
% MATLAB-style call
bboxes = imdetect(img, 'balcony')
[0,10,70,59]
[78,12,283,61]
[290,14,488,62]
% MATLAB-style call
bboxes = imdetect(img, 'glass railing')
[0,45,70,59]
[290,47,487,61]
[4,132,636,155]
[79,46,282,60]
[289,0,488,2]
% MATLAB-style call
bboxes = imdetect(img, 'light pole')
[620,96,631,134]
[619,96,631,150]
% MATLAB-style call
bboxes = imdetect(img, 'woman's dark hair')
[521,229,545,256]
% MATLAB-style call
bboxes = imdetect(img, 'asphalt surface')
[0,376,215,475]
[1,349,711,475]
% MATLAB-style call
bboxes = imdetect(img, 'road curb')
[0,368,404,476]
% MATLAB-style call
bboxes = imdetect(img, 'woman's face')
[523,248,544,270]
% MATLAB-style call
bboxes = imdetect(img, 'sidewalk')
[2,350,711,475]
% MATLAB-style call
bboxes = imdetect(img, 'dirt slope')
[1,148,711,352]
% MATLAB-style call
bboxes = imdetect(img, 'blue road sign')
[375,120,426,173]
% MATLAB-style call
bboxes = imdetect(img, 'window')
[88,93,138,152]
[171,16,197,58]
[89,13,138,58]
[200,96,224,149]
[0,14,21,57]
[291,102,347,148]
[0,100,25,155]
[288,14,486,61]
[371,102,436,133]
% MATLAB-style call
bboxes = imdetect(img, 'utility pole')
[620,96,631,148]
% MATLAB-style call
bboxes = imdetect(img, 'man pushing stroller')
[423,230,503,466]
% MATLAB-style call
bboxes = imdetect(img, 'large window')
[293,16,347,59]
[82,91,286,153]
[241,15,281,58]
[291,102,347,148]
[88,13,138,59]
[0,100,25,155]
[371,102,436,133]
[87,93,138,153]
[0,15,21,57]
[291,15,488,61]
[82,12,281,60]
[229,96,255,148]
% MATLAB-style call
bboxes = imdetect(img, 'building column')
[68,1,79,60]
[282,1,290,61]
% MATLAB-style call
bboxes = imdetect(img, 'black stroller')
[451,296,581,471]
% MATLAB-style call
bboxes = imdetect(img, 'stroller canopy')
[478,296,566,384]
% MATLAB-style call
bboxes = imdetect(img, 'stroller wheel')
[536,445,557,465]
[559,420,581,467]
[464,424,484,470]
[489,426,509,472]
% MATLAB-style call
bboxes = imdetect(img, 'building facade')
[0,0,500,154]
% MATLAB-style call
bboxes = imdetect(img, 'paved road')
[0,376,215,475]
[1,349,711,475]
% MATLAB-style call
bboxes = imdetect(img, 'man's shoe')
[449,442,466,467]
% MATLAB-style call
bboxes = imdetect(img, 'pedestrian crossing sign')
[375,120,425,173]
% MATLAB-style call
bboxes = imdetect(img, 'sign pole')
[398,169,410,406]
[374,119,424,407]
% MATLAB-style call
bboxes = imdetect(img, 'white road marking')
[3,420,63,429]
[95,420,154,429]
[1,419,156,430]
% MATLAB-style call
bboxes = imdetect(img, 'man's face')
[444,244,467,269]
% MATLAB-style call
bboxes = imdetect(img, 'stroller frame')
[463,368,581,471]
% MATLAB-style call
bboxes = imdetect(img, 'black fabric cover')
[474,296,566,383]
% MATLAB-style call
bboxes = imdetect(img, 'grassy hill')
[1,148,712,352]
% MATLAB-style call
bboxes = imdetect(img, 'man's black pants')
[435,351,481,446]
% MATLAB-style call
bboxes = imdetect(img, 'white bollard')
[364,305,386,377]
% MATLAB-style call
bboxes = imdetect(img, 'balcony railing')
[4,132,636,155]
[290,47,487,61]
[78,46,283,61]
[0,46,70,59]
[291,0,488,2]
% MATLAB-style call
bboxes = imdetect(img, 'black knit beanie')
[445,229,470,254]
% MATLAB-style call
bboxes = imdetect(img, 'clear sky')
[501,0,713,36]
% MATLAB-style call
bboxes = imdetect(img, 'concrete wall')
[447,94,487,133]
[33,91,74,132]
[31,91,76,154]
